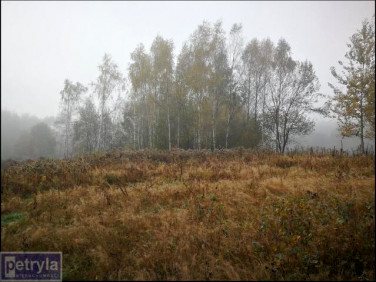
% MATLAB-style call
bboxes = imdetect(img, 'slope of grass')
[1,150,374,280]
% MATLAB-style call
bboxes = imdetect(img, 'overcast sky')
[1,1,374,144]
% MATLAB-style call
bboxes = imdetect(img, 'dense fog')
[1,108,373,162]
[1,2,374,161]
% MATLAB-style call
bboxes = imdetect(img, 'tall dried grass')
[1,150,374,280]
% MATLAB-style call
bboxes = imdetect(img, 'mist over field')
[1,2,375,281]
[1,1,375,161]
[2,109,373,162]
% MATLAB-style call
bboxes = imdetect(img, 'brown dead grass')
[1,150,375,280]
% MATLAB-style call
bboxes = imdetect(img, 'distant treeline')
[57,21,324,158]
[1,110,57,160]
[55,19,373,157]
[2,17,374,160]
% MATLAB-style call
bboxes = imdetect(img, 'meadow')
[1,149,375,280]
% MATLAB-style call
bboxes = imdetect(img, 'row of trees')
[123,21,323,153]
[56,17,374,157]
[55,55,126,157]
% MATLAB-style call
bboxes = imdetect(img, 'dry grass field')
[1,149,375,280]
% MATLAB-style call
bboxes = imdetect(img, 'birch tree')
[185,21,212,149]
[129,45,152,149]
[73,98,99,154]
[58,79,87,158]
[175,44,195,149]
[208,21,229,150]
[92,54,123,151]
[328,17,375,153]
[264,39,321,153]
[226,23,244,148]
[150,36,174,150]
